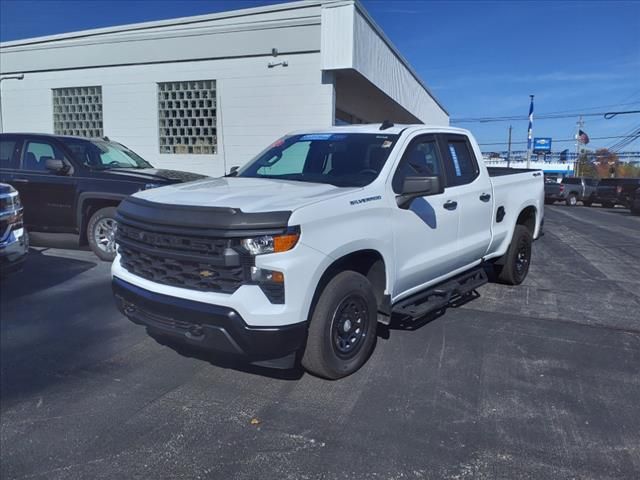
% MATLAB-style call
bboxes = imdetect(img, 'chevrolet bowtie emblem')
[199,270,214,278]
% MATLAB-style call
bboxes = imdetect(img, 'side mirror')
[226,166,239,177]
[397,176,443,209]
[44,157,66,173]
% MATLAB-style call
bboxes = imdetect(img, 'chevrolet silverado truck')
[0,183,28,274]
[112,124,544,379]
[0,133,205,261]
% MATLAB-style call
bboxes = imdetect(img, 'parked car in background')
[544,176,598,206]
[112,124,544,378]
[631,187,640,215]
[594,178,640,208]
[0,183,28,273]
[0,133,206,261]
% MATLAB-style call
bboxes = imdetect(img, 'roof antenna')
[379,120,394,130]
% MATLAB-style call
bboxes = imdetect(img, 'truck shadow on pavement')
[0,248,97,301]
[149,288,485,380]
[149,333,305,380]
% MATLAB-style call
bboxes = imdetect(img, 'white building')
[0,0,448,177]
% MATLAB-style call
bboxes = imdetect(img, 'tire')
[495,225,533,286]
[603,202,614,209]
[544,199,554,205]
[87,206,118,261]
[566,194,577,206]
[302,271,378,379]
[583,200,592,207]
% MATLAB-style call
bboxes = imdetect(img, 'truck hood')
[100,168,207,184]
[134,177,360,213]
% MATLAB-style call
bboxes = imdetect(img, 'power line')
[478,134,639,146]
[453,106,640,123]
[606,123,640,149]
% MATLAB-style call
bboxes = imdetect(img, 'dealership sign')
[533,137,552,153]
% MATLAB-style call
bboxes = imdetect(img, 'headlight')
[143,183,163,190]
[241,229,300,255]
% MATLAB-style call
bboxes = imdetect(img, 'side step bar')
[392,267,488,320]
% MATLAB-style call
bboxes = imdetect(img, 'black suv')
[594,177,640,208]
[0,133,206,260]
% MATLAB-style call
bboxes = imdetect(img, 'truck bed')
[487,167,541,177]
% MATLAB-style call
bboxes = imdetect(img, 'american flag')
[527,96,534,151]
[578,129,590,144]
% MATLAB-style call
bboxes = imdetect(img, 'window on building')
[335,108,366,125]
[158,80,217,154]
[52,86,103,138]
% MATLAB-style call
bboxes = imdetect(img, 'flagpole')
[526,94,534,169]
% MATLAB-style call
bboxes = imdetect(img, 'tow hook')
[186,325,205,339]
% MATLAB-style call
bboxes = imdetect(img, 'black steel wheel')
[496,225,533,285]
[302,271,377,379]
[330,295,370,359]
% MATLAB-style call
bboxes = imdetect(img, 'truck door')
[16,138,77,232]
[390,134,461,298]
[438,134,492,267]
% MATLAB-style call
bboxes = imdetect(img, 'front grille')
[116,220,251,294]
[119,246,246,293]
[117,222,228,257]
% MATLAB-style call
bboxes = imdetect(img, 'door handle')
[443,200,458,211]
[480,193,491,202]
[12,178,29,183]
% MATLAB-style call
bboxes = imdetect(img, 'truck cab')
[0,133,205,260]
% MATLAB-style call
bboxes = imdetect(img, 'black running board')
[392,267,488,320]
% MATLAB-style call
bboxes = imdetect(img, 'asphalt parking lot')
[1,206,639,480]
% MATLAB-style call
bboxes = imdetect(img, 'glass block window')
[52,86,103,138]
[158,80,217,154]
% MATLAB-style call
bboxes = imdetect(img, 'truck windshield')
[63,139,153,170]
[237,133,399,187]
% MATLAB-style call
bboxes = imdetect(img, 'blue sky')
[1,0,639,152]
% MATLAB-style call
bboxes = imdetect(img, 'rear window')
[620,178,640,186]
[599,179,619,186]
[0,140,17,168]
[562,178,581,185]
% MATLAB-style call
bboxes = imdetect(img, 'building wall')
[0,53,333,178]
[321,2,449,126]
[0,0,448,177]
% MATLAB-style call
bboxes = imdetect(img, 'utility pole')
[507,125,512,168]
[575,116,584,177]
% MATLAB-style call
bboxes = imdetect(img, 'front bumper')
[0,228,28,272]
[113,277,308,363]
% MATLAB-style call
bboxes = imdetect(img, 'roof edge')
[0,0,322,48]
[350,0,449,116]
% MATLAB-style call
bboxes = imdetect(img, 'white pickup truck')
[112,124,544,379]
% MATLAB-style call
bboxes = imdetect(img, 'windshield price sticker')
[449,144,462,177]
[300,134,333,141]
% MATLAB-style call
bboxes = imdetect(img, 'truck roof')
[287,123,470,136]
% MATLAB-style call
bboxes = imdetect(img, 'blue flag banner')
[527,96,534,151]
